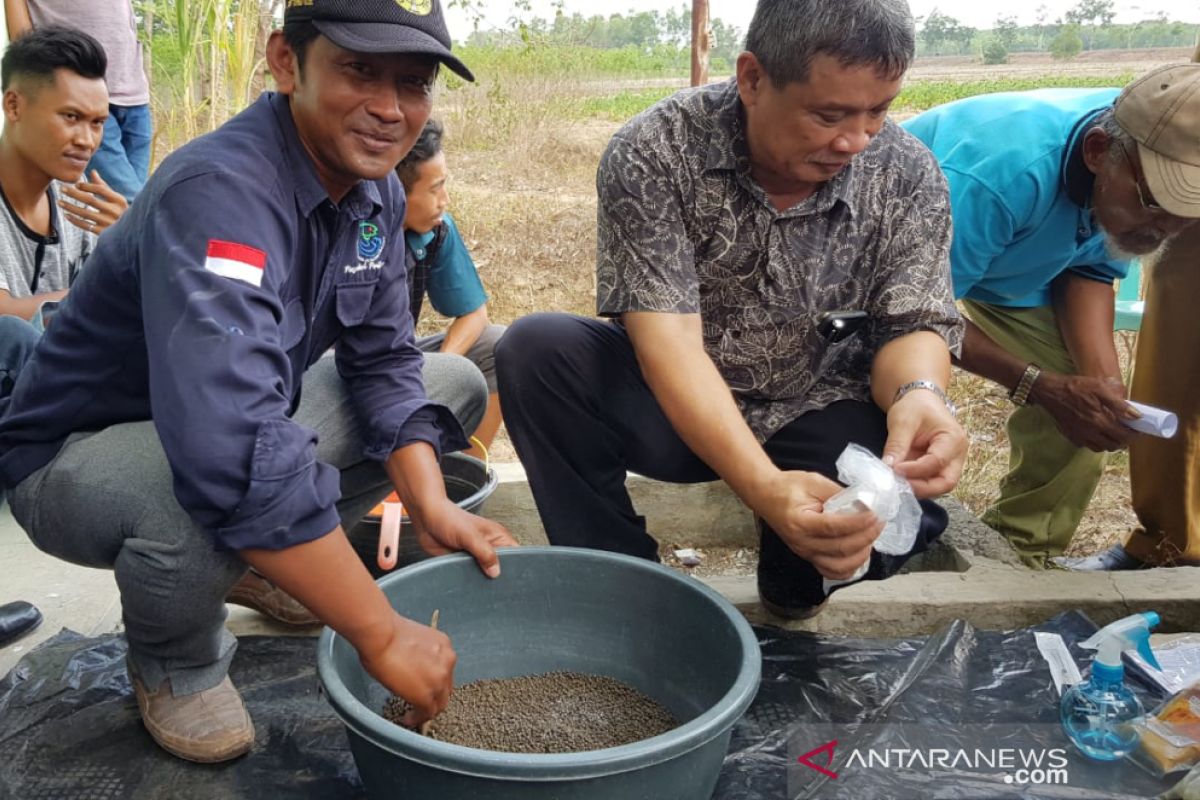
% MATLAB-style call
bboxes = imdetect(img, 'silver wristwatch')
[892,379,958,418]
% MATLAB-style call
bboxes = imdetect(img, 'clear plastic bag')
[826,443,922,556]
[1131,680,1200,778]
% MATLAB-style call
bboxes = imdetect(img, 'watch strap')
[893,379,957,418]
[1010,363,1042,407]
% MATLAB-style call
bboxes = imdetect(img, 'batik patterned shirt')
[596,79,964,441]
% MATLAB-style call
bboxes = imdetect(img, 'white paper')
[822,560,870,596]
[1036,632,1083,696]
[1124,401,1179,439]
[824,485,874,515]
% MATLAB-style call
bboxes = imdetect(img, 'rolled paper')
[821,486,875,596]
[1124,401,1179,439]
[822,560,869,597]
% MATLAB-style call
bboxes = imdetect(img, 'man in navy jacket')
[0,0,514,763]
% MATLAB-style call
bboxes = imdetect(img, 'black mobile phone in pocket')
[816,310,868,343]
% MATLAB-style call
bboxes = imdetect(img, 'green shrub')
[981,38,1009,65]
[1050,28,1085,60]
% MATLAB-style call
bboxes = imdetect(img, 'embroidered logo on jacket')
[345,221,386,276]
[358,221,385,260]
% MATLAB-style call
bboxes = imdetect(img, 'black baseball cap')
[284,0,474,82]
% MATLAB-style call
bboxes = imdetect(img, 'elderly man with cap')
[903,65,1200,567]
[0,0,515,763]
[1064,61,1200,572]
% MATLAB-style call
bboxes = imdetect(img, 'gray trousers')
[417,323,505,394]
[8,353,486,695]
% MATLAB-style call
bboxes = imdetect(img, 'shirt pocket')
[335,281,378,328]
[713,312,862,401]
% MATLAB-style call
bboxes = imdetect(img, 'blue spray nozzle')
[1137,612,1162,671]
[1081,611,1162,673]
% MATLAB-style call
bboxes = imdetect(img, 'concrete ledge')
[488,461,754,549]
[485,461,1199,637]
[486,461,1019,570]
[5,463,1186,680]
[703,563,1200,637]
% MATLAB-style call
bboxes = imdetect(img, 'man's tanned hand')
[753,470,884,581]
[883,389,967,499]
[59,171,128,235]
[1031,373,1138,452]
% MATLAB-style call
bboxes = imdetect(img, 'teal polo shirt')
[902,88,1129,308]
[404,212,487,319]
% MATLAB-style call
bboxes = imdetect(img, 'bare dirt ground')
[907,47,1196,81]
[436,52,1168,558]
[564,47,1196,92]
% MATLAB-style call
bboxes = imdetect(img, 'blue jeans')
[88,104,153,201]
[0,315,40,399]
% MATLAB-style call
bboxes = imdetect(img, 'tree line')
[459,4,744,71]
[923,0,1199,61]
[459,0,1197,68]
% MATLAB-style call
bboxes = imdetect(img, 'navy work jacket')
[0,93,464,550]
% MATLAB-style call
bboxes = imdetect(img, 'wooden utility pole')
[690,0,710,87]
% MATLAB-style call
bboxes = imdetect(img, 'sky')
[444,0,1200,40]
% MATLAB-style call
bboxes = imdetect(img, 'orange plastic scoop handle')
[377,501,403,571]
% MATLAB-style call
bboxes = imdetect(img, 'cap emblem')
[395,0,432,14]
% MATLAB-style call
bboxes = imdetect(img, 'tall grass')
[140,0,269,156]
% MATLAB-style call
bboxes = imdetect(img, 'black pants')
[496,313,948,609]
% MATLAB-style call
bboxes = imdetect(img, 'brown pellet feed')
[382,671,679,753]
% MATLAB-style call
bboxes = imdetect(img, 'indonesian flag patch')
[204,240,266,287]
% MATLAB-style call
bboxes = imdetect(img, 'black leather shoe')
[756,521,835,619]
[0,601,43,646]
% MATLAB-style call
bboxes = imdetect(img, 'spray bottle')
[1060,611,1161,761]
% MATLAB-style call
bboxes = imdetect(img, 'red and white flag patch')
[204,240,266,288]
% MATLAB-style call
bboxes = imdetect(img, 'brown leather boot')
[226,569,319,627]
[131,672,255,763]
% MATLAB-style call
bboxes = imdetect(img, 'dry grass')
[416,123,603,332]
[948,364,1139,559]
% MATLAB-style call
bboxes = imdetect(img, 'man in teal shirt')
[904,69,1200,567]
[398,119,503,459]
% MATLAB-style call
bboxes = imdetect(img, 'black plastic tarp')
[0,612,1181,799]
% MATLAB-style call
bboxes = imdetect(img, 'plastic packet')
[1164,762,1200,800]
[1130,680,1200,778]
[1126,634,1200,694]
[826,443,922,556]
